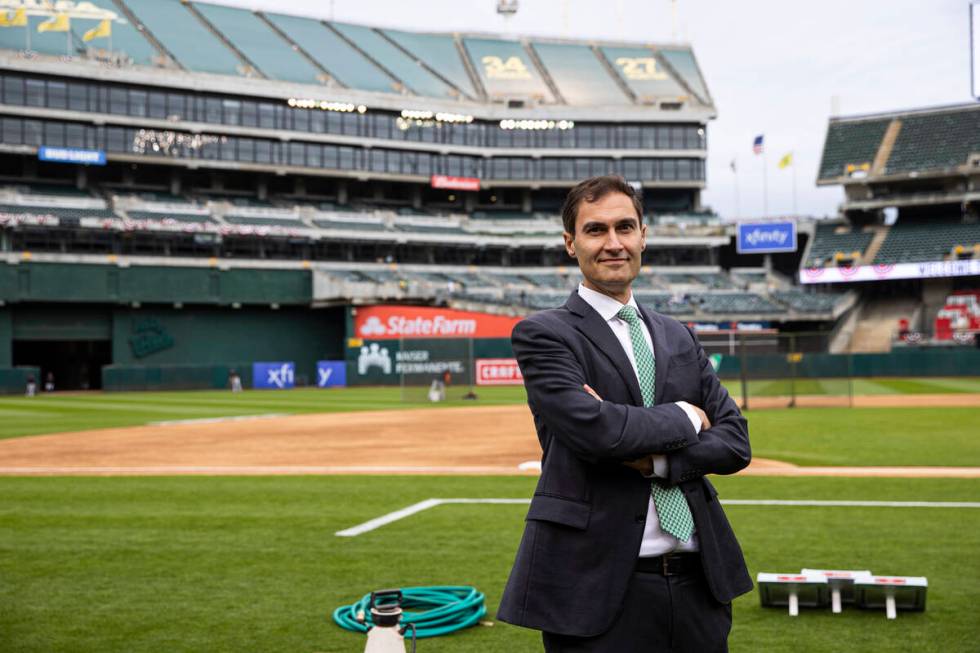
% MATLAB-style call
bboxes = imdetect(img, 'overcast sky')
[211,0,972,220]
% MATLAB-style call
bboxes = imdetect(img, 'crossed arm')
[513,317,750,482]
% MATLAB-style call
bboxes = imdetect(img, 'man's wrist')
[674,401,702,435]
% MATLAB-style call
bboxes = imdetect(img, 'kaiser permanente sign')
[354,305,521,339]
[800,259,980,284]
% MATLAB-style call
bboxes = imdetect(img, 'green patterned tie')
[616,305,695,542]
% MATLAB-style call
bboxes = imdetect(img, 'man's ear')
[563,231,576,258]
[640,223,647,251]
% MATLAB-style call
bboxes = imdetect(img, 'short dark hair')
[560,175,643,234]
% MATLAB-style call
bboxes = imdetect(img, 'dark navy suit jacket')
[496,290,753,637]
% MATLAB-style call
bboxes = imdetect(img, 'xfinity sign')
[737,221,797,254]
[253,362,295,389]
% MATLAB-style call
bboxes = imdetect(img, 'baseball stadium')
[0,0,977,651]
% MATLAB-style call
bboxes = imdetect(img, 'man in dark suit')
[497,175,752,652]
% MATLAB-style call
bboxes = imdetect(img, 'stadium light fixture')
[498,119,575,131]
[286,98,367,114]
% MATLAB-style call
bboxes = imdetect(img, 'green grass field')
[0,376,978,442]
[1,475,977,652]
[0,384,978,652]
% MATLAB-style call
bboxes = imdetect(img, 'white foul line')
[334,498,980,537]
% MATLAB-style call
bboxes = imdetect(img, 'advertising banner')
[475,358,524,386]
[38,147,107,166]
[252,361,295,389]
[799,259,980,284]
[736,221,797,254]
[431,175,481,191]
[316,360,346,388]
[354,305,522,340]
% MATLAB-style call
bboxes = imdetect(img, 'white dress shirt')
[577,284,701,555]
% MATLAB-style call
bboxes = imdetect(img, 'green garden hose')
[332,585,486,639]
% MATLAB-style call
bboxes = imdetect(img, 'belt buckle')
[662,555,674,576]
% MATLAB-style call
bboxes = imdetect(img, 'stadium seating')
[0,11,158,66]
[262,13,395,92]
[462,37,555,103]
[805,223,874,267]
[599,46,688,102]
[933,292,980,342]
[122,0,244,76]
[884,109,980,175]
[331,23,456,98]
[698,293,782,314]
[192,3,322,83]
[381,29,480,100]
[658,49,711,103]
[531,42,628,105]
[873,221,980,265]
[817,118,890,180]
[773,291,844,313]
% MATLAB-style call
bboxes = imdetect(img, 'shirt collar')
[577,283,639,322]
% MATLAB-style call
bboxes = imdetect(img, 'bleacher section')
[122,0,245,76]
[0,1,711,112]
[332,23,457,99]
[193,3,322,83]
[933,292,980,342]
[531,42,628,105]
[819,104,980,181]
[884,109,980,175]
[873,221,980,265]
[805,223,874,267]
[817,118,889,180]
[263,13,395,92]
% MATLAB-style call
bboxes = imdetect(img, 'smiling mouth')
[599,258,628,264]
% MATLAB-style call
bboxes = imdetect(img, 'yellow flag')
[778,152,793,169]
[38,13,70,33]
[83,19,111,42]
[10,8,27,26]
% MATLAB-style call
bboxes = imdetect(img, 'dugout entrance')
[12,339,111,390]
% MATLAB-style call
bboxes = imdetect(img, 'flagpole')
[791,151,798,217]
[733,158,740,220]
[762,153,769,218]
[25,17,30,52]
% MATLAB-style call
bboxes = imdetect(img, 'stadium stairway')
[847,296,921,353]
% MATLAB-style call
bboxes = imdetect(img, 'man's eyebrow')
[581,217,639,229]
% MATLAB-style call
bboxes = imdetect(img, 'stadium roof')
[817,103,980,185]
[0,0,714,121]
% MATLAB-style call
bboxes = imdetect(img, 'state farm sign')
[354,305,521,340]
[476,358,524,386]
[431,175,481,191]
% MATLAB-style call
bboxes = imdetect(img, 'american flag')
[752,135,764,155]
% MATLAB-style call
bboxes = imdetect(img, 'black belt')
[636,553,701,576]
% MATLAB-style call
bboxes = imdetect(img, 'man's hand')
[690,404,712,431]
[583,384,602,402]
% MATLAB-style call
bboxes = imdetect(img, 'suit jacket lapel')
[565,291,644,406]
[637,303,671,405]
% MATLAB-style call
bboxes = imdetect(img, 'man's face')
[563,191,646,296]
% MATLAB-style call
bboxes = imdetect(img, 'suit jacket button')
[635,514,646,523]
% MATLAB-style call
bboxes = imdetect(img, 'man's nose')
[603,231,624,251]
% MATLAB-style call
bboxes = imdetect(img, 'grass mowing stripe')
[0,475,977,653]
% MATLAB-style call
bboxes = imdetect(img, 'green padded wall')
[111,306,344,386]
[11,306,111,341]
[0,263,311,305]
[0,308,10,367]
